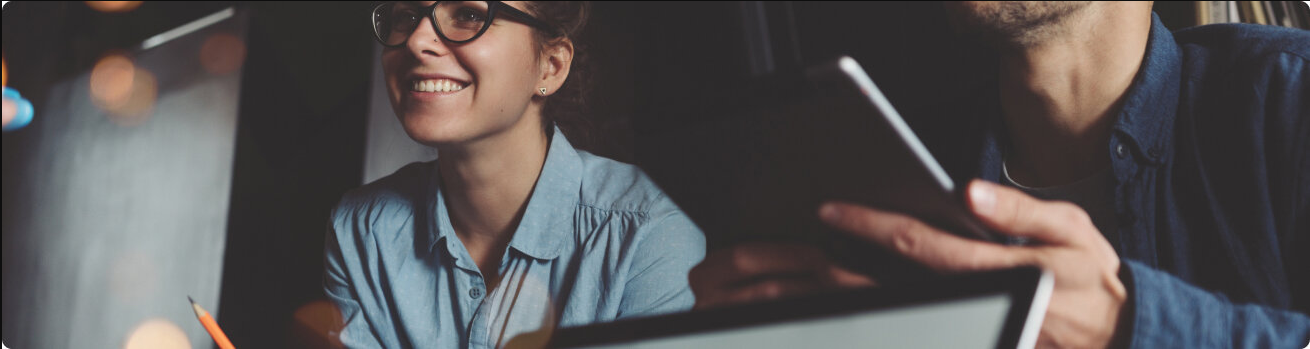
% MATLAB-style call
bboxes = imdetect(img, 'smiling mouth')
[411,78,469,93]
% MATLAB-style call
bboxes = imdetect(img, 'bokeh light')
[2,96,15,127]
[91,53,136,110]
[86,1,144,13]
[110,69,158,125]
[292,299,344,348]
[501,276,556,349]
[199,33,247,76]
[90,53,158,126]
[3,57,8,86]
[123,319,192,349]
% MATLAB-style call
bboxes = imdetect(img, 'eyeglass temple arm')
[491,1,557,35]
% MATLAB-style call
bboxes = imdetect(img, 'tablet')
[637,55,999,282]
[546,267,1053,349]
[790,55,998,242]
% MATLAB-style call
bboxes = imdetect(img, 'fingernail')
[970,181,996,217]
[819,203,841,222]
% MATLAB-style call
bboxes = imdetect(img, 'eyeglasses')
[371,1,556,47]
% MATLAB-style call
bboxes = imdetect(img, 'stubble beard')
[945,1,1093,49]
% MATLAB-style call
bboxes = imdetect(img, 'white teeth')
[411,79,467,92]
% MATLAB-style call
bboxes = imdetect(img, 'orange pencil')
[188,296,236,349]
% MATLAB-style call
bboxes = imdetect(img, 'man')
[690,2,1309,347]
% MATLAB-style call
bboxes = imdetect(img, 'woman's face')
[383,1,546,147]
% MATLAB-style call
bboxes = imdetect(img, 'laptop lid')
[547,267,1053,349]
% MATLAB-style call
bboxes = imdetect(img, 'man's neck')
[436,112,550,259]
[998,3,1152,187]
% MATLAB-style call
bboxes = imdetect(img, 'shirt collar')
[977,12,1180,178]
[426,126,582,260]
[1109,12,1180,166]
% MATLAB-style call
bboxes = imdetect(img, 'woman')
[323,2,705,348]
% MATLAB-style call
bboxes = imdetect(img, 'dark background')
[2,2,1209,348]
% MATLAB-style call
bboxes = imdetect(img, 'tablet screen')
[574,293,1012,349]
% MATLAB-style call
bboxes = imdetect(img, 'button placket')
[466,272,493,348]
[467,286,489,347]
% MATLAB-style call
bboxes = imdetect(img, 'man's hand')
[819,179,1127,348]
[689,242,875,309]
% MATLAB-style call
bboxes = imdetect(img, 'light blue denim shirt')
[323,128,706,348]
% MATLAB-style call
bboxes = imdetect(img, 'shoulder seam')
[575,202,656,216]
[1275,49,1310,64]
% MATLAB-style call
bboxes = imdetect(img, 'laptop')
[547,267,1053,349]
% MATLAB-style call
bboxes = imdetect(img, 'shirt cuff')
[1122,260,1228,348]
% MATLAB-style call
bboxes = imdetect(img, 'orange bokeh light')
[3,57,8,86]
[90,53,158,126]
[91,53,137,109]
[293,299,344,348]
[86,1,144,13]
[123,319,192,349]
[200,34,247,76]
[109,69,158,126]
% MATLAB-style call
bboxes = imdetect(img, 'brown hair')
[524,1,594,150]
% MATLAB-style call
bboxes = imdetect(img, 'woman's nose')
[405,15,453,58]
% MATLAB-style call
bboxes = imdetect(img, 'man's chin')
[944,1,1092,48]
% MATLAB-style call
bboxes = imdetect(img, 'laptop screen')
[572,293,1012,349]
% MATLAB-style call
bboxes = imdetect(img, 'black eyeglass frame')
[371,1,557,47]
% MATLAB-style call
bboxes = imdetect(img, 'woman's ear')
[538,39,574,96]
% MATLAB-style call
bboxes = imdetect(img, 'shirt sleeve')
[615,202,707,319]
[323,212,386,349]
[1123,260,1310,348]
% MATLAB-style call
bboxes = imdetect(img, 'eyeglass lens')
[373,1,492,46]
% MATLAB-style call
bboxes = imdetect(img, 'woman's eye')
[401,11,422,24]
[387,10,421,32]
[452,7,487,23]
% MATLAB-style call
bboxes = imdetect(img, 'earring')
[539,87,548,96]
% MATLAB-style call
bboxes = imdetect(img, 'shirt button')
[469,288,483,299]
[1115,144,1127,159]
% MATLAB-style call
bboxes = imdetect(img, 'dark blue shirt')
[940,13,1309,348]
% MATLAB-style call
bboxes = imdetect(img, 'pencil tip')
[188,296,206,318]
